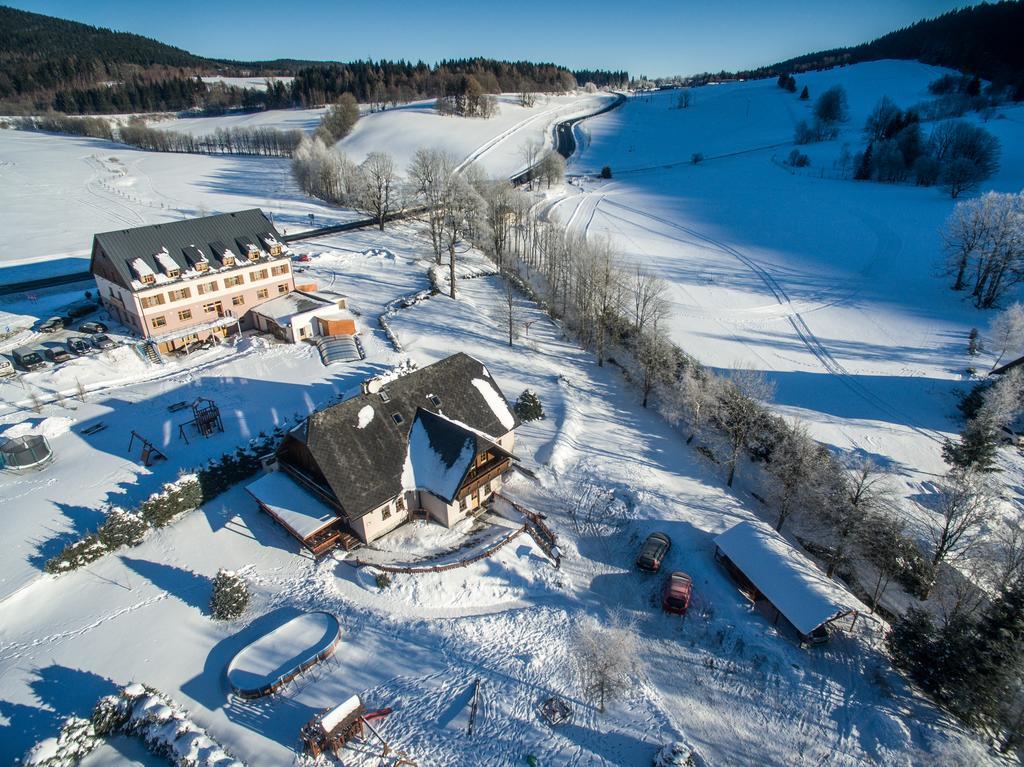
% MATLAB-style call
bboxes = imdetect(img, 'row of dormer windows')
[139,265,290,306]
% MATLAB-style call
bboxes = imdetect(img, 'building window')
[250,269,269,282]
[247,248,260,261]
[195,261,209,273]
[165,268,180,279]
[223,275,244,288]
[139,273,156,286]
[269,243,283,256]
[391,413,403,425]
[256,288,269,299]
[197,281,218,295]
[277,283,289,294]
[140,294,165,309]
[397,496,406,512]
[203,301,222,314]
[167,287,192,302]
[271,263,289,276]
[177,309,192,321]
[428,394,441,407]
[232,295,245,307]
[459,497,468,511]
[379,390,390,403]
[222,255,235,267]
[382,505,392,520]
[151,315,167,328]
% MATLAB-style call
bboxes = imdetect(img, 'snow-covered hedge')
[23,684,244,767]
[45,436,278,575]
[653,740,708,767]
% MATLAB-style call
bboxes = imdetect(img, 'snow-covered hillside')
[561,59,1024,531]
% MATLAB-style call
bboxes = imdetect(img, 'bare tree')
[408,148,457,263]
[539,151,566,188]
[928,469,999,585]
[658,366,718,444]
[943,195,996,291]
[501,271,519,347]
[440,175,484,299]
[630,266,670,336]
[990,303,1024,371]
[821,458,897,576]
[520,138,544,188]
[634,329,674,408]
[572,611,644,713]
[675,89,692,109]
[74,378,87,403]
[716,368,776,487]
[352,152,401,231]
[857,510,910,612]
[764,419,828,532]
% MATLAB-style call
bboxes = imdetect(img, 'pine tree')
[799,85,809,100]
[514,389,545,421]
[209,569,249,620]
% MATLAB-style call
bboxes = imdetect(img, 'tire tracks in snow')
[601,198,946,445]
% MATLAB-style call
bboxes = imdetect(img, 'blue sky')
[8,0,981,77]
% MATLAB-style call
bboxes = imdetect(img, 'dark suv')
[636,532,671,572]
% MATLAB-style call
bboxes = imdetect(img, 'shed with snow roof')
[713,521,862,644]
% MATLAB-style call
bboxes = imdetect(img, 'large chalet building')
[246,353,520,554]
[90,209,295,353]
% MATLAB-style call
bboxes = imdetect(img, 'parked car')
[294,253,312,263]
[44,347,72,364]
[0,356,15,377]
[79,321,108,334]
[66,336,91,355]
[91,334,116,350]
[65,300,99,319]
[636,532,672,572]
[38,316,65,333]
[661,571,693,615]
[12,346,46,371]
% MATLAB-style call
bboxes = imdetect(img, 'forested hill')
[0,5,615,114]
[750,2,1024,94]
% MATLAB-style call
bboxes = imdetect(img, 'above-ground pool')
[226,611,342,699]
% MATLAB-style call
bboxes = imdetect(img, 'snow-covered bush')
[22,716,100,767]
[97,507,147,548]
[374,571,392,589]
[44,534,107,573]
[138,476,203,528]
[91,693,132,736]
[653,740,708,767]
[514,389,545,421]
[210,569,249,620]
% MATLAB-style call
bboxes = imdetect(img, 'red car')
[661,571,693,614]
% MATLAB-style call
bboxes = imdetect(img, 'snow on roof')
[246,471,338,540]
[321,694,362,733]
[357,405,374,429]
[403,412,478,502]
[130,258,155,278]
[472,378,515,431]
[155,248,179,273]
[714,521,861,636]
[251,291,333,323]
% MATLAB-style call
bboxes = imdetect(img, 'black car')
[45,347,72,363]
[636,532,672,572]
[92,334,116,350]
[79,321,108,334]
[38,316,65,333]
[66,337,91,355]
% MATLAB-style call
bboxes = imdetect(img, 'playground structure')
[538,697,572,727]
[127,430,166,467]
[300,696,412,764]
[0,434,53,471]
[178,397,224,444]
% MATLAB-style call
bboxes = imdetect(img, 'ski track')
[600,197,947,445]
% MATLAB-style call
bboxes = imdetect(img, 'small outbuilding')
[713,521,862,645]
[250,289,355,344]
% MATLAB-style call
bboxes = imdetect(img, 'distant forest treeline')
[0,5,628,114]
[744,2,1024,97]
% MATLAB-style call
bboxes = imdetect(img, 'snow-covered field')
[560,60,1024,531]
[1,58,1020,767]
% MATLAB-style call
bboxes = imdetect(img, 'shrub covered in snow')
[91,694,132,736]
[44,534,107,573]
[514,389,545,421]
[374,571,392,589]
[22,716,100,767]
[210,569,249,620]
[653,740,708,767]
[97,507,147,548]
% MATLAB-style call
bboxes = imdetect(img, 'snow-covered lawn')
[0,223,996,765]
[559,60,1024,535]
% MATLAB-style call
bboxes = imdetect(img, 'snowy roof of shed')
[246,470,338,540]
[283,353,519,521]
[714,521,861,636]
[251,291,334,323]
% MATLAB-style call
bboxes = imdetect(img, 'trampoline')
[0,434,53,471]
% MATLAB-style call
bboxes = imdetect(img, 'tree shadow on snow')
[0,665,118,763]
[119,556,211,612]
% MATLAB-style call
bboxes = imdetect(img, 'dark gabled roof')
[91,209,282,291]
[991,356,1024,376]
[291,353,519,521]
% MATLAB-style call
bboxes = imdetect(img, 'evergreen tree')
[209,569,249,620]
[799,85,809,100]
[514,389,545,421]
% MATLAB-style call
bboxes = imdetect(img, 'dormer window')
[222,254,235,267]
[195,261,209,273]
[155,249,180,278]
[141,274,156,285]
[379,390,391,403]
[247,248,260,262]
